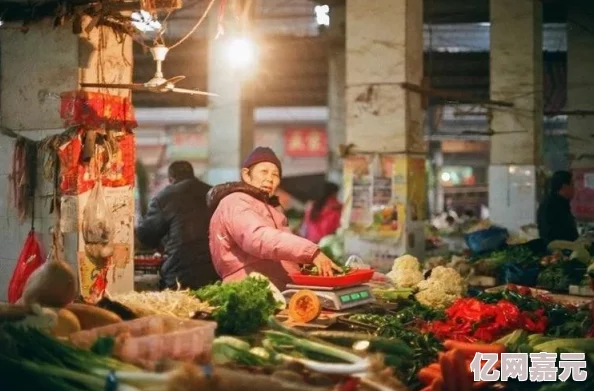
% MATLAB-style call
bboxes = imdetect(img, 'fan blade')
[170,87,218,97]
[167,75,186,85]
[80,83,147,90]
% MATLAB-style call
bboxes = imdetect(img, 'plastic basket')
[464,227,508,254]
[69,315,216,367]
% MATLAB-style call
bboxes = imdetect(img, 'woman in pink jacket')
[207,147,340,290]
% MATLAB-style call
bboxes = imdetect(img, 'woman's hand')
[312,252,343,276]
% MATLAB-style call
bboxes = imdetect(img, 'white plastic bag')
[82,181,114,261]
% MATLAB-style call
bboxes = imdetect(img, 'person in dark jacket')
[136,161,219,290]
[537,170,579,246]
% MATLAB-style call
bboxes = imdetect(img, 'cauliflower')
[392,254,422,271]
[414,266,466,309]
[386,254,424,288]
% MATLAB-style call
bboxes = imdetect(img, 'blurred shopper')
[537,170,579,246]
[301,182,342,243]
[136,161,219,290]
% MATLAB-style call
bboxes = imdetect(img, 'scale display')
[283,284,375,311]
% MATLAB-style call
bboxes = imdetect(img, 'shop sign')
[168,130,208,160]
[284,128,328,157]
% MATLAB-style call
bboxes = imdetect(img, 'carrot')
[428,362,441,371]
[472,381,489,390]
[431,376,444,391]
[443,340,505,360]
[465,359,501,370]
[440,352,457,391]
[419,367,442,385]
[452,348,473,391]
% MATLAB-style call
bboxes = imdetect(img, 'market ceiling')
[0,0,568,24]
[0,0,570,109]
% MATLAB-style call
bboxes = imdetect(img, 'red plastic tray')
[289,269,374,288]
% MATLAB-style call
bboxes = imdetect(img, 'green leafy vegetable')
[192,277,280,335]
[537,260,586,292]
[477,246,541,269]
[301,263,351,276]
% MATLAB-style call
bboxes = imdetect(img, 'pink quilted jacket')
[207,182,319,290]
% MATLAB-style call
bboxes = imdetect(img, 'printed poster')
[344,155,405,238]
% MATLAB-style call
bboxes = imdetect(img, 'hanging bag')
[7,230,44,303]
[82,179,115,265]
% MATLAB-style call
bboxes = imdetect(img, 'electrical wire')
[167,0,217,50]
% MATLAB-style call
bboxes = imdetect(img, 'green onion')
[264,330,363,363]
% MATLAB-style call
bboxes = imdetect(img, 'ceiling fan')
[80,45,217,96]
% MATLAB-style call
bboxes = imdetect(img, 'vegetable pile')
[425,285,593,343]
[417,339,506,391]
[110,289,212,318]
[424,297,547,342]
[496,329,594,391]
[301,264,351,276]
[415,266,467,309]
[346,299,445,387]
[0,324,140,391]
[192,277,281,335]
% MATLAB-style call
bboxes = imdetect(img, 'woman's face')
[241,162,281,196]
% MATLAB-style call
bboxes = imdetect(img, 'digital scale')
[282,283,376,311]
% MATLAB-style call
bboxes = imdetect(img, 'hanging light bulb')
[225,35,257,70]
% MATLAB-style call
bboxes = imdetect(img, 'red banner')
[58,130,136,195]
[572,168,594,221]
[60,91,137,129]
[284,128,328,157]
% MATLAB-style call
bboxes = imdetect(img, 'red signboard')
[572,168,594,221]
[284,128,328,157]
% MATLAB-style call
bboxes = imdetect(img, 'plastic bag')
[7,231,44,303]
[82,181,114,261]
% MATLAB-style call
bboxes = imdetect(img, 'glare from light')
[441,172,451,182]
[479,22,490,27]
[226,36,257,70]
[131,10,162,32]
[315,5,330,26]
[0,20,3,27]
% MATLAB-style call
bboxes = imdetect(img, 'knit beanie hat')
[242,147,282,177]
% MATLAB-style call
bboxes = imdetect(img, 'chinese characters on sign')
[470,352,588,382]
[284,128,328,157]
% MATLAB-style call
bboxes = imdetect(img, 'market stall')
[3,238,594,391]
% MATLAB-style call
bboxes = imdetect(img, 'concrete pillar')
[0,18,133,300]
[567,1,594,223]
[206,11,255,185]
[567,1,594,169]
[343,0,425,268]
[326,4,346,185]
[488,0,543,232]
